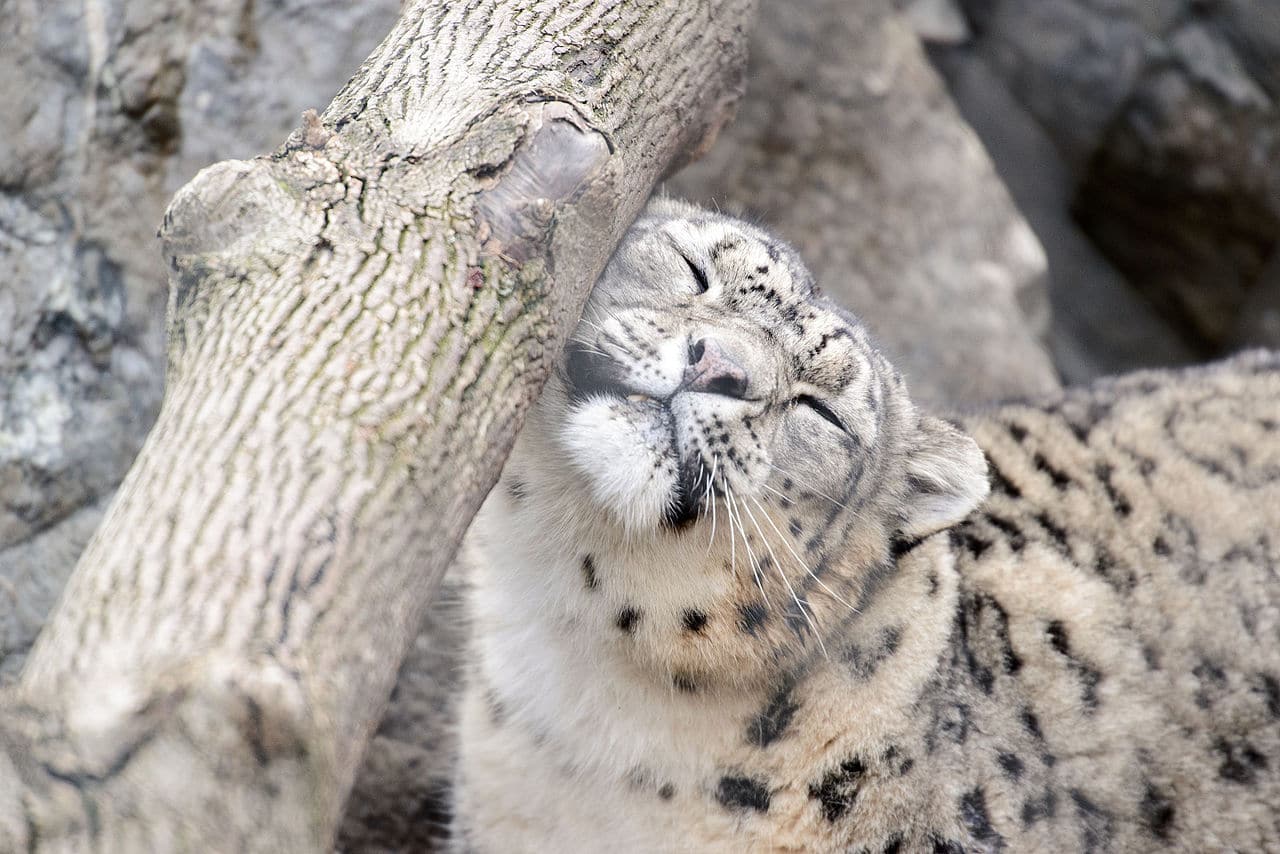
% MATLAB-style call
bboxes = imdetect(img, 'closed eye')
[681,252,710,294]
[794,394,844,431]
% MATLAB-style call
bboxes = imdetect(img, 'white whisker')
[570,343,611,359]
[726,478,738,581]
[576,316,611,336]
[741,496,827,657]
[726,484,771,610]
[749,492,859,616]
[704,458,719,555]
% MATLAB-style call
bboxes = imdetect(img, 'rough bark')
[0,1,752,850]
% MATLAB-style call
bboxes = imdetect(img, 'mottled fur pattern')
[452,200,1280,852]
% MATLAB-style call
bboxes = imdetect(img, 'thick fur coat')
[452,200,1280,852]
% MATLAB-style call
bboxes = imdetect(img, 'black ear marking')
[890,535,923,558]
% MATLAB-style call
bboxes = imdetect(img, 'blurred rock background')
[906,0,1280,379]
[1,0,1276,850]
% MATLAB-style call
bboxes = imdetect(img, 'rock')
[901,0,972,45]
[1073,55,1279,351]
[1169,20,1270,109]
[0,499,109,686]
[0,13,162,552]
[670,0,1060,410]
[928,47,1199,383]
[948,0,1280,354]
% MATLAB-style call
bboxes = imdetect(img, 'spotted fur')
[452,199,1280,852]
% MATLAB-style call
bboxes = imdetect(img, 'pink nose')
[683,338,749,398]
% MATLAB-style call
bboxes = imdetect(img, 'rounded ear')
[898,416,990,540]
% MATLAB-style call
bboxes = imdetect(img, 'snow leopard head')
[534,197,988,541]
[484,198,990,685]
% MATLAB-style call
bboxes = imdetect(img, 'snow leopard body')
[451,199,1280,852]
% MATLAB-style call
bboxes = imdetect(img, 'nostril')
[683,337,750,399]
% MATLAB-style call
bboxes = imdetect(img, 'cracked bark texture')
[0,1,753,850]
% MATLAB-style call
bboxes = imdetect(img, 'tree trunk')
[0,1,753,849]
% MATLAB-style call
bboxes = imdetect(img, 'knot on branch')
[159,157,329,368]
[161,160,304,267]
[475,100,612,267]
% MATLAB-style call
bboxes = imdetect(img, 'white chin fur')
[559,396,680,533]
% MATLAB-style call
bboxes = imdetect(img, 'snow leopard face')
[557,198,883,533]
[542,198,984,539]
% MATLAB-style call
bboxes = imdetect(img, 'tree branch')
[1,1,753,849]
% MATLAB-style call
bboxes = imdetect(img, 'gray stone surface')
[0,498,108,685]
[944,0,1280,356]
[902,0,971,45]
[928,47,1200,384]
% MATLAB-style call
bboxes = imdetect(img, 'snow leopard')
[451,198,1280,852]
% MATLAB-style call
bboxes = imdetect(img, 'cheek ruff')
[559,396,683,532]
